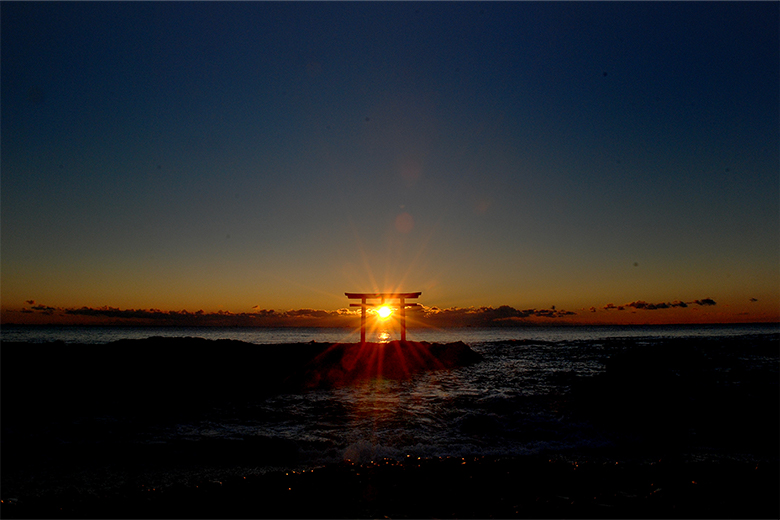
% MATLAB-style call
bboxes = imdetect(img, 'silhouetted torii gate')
[345,292,421,343]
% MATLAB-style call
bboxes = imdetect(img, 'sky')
[2,2,778,326]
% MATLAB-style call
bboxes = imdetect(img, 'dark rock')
[1,338,483,423]
[291,340,483,389]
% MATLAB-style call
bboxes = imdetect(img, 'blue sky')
[2,2,778,324]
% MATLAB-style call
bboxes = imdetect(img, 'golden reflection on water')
[333,340,472,464]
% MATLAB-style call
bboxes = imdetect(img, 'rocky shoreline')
[3,336,777,518]
[2,338,483,422]
[2,455,777,519]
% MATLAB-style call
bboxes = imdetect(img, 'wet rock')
[2,338,483,422]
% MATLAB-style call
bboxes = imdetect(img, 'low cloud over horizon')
[601,299,717,311]
[7,296,723,327]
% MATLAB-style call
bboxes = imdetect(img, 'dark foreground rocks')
[2,455,777,519]
[3,335,777,518]
[2,338,482,422]
[567,335,780,457]
[290,340,482,389]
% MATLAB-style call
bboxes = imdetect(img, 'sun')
[376,305,393,319]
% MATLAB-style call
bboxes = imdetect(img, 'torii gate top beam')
[345,292,421,299]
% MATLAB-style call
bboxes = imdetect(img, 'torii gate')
[345,292,421,343]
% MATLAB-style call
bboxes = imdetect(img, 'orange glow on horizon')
[2,295,778,327]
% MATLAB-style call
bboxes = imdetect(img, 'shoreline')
[3,335,777,518]
[3,455,777,519]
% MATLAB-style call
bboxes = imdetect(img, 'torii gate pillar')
[345,292,421,343]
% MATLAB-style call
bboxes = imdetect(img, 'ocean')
[3,322,776,345]
[2,323,778,511]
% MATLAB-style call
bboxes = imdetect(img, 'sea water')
[2,322,776,344]
[1,323,778,496]
[158,324,776,465]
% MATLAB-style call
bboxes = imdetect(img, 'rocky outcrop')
[1,338,483,422]
[290,340,483,389]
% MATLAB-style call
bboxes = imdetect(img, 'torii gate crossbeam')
[345,292,421,343]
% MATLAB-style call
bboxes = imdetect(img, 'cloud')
[20,303,360,327]
[625,301,668,310]
[65,306,175,320]
[615,298,714,311]
[418,304,577,327]
[284,308,337,319]
[31,304,56,311]
[30,304,57,314]
[20,296,719,327]
[250,307,277,317]
[19,305,576,327]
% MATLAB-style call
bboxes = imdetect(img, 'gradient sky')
[2,2,778,325]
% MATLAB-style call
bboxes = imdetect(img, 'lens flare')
[377,305,393,319]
